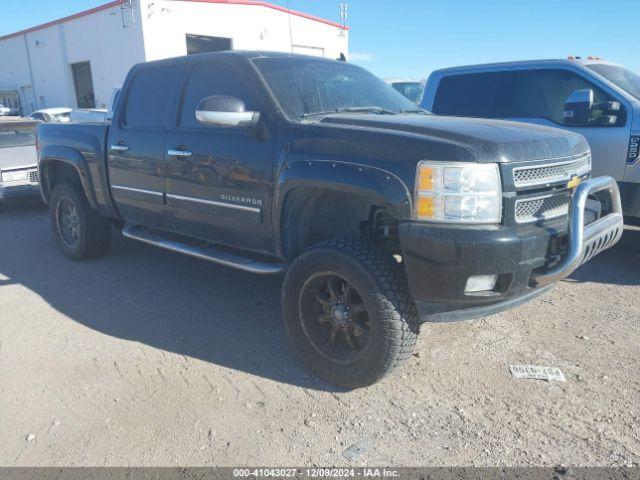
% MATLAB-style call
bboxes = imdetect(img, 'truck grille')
[28,169,39,184]
[515,194,569,223]
[513,153,591,188]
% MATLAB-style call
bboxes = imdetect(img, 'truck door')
[507,69,630,180]
[164,60,275,254]
[107,63,182,228]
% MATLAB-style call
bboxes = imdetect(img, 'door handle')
[168,148,193,158]
[110,144,129,152]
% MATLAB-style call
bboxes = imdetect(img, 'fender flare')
[39,145,97,208]
[274,159,413,256]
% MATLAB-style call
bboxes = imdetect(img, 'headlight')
[1,169,29,183]
[414,161,502,223]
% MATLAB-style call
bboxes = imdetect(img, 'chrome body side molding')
[166,193,261,213]
[112,185,163,197]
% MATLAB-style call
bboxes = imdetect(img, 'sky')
[1,0,639,80]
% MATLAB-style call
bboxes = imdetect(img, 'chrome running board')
[122,224,287,275]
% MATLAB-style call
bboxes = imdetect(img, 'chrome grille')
[515,195,569,223]
[513,153,591,188]
[28,169,39,184]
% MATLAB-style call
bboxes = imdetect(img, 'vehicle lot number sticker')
[509,364,566,382]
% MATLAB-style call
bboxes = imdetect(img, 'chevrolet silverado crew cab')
[421,57,640,219]
[37,52,623,388]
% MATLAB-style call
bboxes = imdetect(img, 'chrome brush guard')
[533,176,623,286]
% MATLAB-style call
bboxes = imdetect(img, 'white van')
[421,58,640,219]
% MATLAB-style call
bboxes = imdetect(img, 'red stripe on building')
[0,0,347,42]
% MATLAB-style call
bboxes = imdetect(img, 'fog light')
[465,274,498,293]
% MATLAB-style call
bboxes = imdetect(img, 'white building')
[0,0,349,114]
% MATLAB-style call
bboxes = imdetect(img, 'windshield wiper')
[398,108,429,114]
[334,106,398,115]
[301,106,398,119]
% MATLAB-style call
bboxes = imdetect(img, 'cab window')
[124,66,182,128]
[513,69,624,126]
[432,72,500,116]
[433,69,625,127]
[178,62,258,129]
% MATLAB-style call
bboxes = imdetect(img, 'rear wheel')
[50,184,111,260]
[282,238,419,388]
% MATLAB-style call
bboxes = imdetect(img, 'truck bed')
[37,122,117,217]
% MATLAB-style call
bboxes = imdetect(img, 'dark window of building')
[124,66,182,128]
[186,34,232,55]
[71,62,96,108]
[179,62,257,128]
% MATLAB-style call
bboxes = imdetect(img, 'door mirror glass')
[563,89,621,127]
[593,100,621,112]
[563,88,593,126]
[195,95,260,131]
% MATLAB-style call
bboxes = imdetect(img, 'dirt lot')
[1,202,639,467]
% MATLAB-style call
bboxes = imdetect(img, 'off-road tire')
[282,238,419,389]
[50,184,111,260]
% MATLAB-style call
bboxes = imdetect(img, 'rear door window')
[124,66,182,128]
[432,72,501,116]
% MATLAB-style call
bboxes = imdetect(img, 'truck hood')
[318,113,589,163]
[0,145,37,170]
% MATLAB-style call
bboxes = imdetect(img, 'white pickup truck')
[421,57,640,219]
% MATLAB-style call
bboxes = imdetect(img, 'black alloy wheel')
[299,272,371,364]
[56,197,81,248]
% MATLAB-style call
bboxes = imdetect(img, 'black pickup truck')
[37,52,624,388]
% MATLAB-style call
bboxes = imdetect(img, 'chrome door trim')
[167,149,193,157]
[166,193,261,213]
[110,145,129,152]
[112,185,163,197]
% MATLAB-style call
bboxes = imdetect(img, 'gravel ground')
[0,202,638,467]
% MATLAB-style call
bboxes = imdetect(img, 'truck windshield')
[587,64,640,101]
[252,57,422,121]
[0,125,37,148]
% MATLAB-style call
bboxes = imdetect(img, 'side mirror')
[195,95,260,132]
[593,100,621,112]
[563,89,593,126]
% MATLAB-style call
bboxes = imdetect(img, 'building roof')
[0,0,347,42]
[176,0,347,29]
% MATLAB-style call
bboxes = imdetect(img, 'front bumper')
[400,176,623,322]
[0,183,41,201]
[0,167,40,201]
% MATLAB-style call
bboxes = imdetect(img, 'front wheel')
[281,239,419,389]
[50,184,111,260]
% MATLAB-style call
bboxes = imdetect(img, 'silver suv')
[421,58,640,219]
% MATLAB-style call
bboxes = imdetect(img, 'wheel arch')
[39,146,97,208]
[275,160,412,260]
